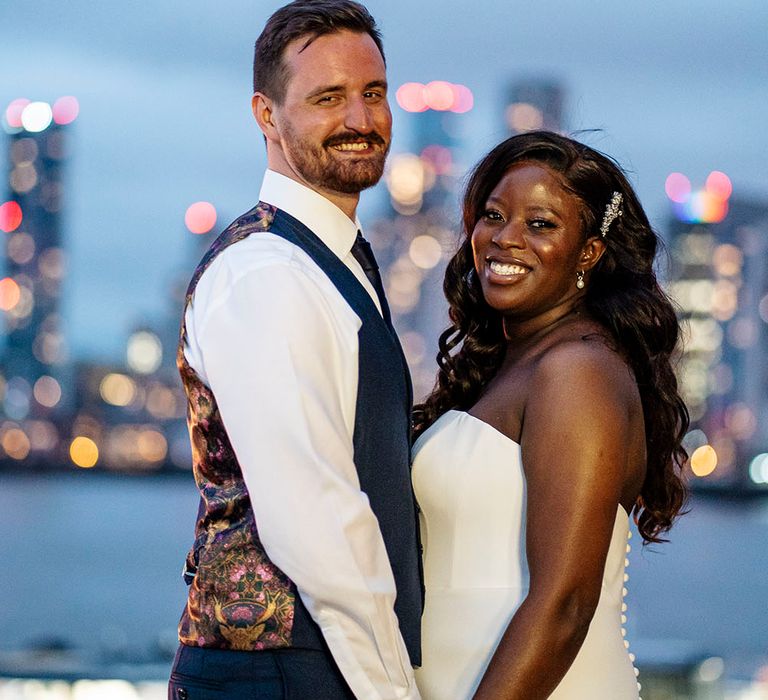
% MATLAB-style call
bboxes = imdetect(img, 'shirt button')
[176,689,188,700]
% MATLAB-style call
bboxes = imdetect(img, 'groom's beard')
[282,125,390,194]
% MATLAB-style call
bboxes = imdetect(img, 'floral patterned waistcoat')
[176,203,423,663]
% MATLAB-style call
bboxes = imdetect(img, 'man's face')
[270,30,392,197]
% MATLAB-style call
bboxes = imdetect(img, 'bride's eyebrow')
[525,205,562,218]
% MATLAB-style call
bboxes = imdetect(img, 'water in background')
[0,472,766,683]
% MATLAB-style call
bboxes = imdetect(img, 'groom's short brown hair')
[253,0,385,104]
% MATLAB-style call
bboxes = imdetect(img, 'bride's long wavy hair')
[412,131,689,543]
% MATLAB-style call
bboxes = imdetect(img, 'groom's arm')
[191,256,420,700]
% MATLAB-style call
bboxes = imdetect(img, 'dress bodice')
[412,410,641,700]
[413,410,529,592]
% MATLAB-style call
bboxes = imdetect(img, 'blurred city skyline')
[2,5,768,696]
[2,0,767,362]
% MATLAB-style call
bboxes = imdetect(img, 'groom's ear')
[252,92,278,142]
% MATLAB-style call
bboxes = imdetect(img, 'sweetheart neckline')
[415,409,632,521]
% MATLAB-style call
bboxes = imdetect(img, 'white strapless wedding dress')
[412,410,642,699]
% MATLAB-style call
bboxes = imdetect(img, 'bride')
[412,132,688,699]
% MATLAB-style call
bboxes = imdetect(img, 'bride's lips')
[484,256,531,283]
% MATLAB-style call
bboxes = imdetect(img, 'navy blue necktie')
[351,231,392,327]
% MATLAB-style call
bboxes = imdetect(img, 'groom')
[169,1,423,698]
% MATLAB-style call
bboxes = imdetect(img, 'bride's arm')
[473,341,640,700]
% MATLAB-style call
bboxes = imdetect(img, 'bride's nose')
[491,221,526,249]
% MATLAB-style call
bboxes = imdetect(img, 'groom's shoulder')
[226,201,280,237]
[211,202,296,260]
[200,202,331,292]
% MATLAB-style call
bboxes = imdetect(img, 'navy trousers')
[168,644,356,699]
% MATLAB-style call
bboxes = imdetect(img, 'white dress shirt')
[183,170,420,700]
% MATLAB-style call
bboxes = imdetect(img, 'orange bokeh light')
[691,444,718,477]
[0,278,21,311]
[70,436,99,468]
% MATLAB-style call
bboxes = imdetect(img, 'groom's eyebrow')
[307,80,388,100]
[307,84,345,98]
[364,80,388,92]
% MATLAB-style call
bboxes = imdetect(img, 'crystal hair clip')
[600,192,623,237]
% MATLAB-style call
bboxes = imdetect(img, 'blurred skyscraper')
[504,79,564,135]
[375,81,473,398]
[0,98,78,462]
[3,118,68,397]
[665,171,768,486]
[0,97,193,471]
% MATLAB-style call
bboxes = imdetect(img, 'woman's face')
[471,161,590,319]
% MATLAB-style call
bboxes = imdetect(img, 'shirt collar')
[258,170,361,259]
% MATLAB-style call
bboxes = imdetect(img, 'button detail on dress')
[621,525,640,692]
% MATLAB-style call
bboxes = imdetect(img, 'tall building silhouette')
[0,98,77,461]
[504,79,564,135]
[665,172,768,485]
[374,82,472,398]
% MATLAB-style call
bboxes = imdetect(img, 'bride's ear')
[579,237,606,271]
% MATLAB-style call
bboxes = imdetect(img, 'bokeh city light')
[0,277,21,311]
[664,172,691,203]
[127,331,163,374]
[100,373,137,407]
[667,170,733,224]
[52,96,80,125]
[691,444,718,477]
[184,201,217,234]
[3,97,78,134]
[20,101,54,132]
[70,436,99,468]
[4,98,30,129]
[506,102,544,132]
[396,81,474,113]
[0,201,23,232]
[749,453,768,484]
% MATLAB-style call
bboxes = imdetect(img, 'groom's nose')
[344,95,374,133]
